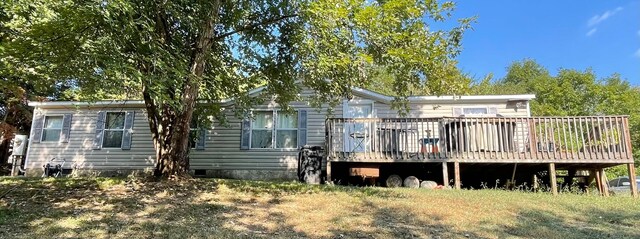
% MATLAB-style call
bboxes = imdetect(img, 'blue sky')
[440,1,640,85]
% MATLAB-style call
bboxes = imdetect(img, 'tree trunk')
[147,2,219,178]
[0,137,11,165]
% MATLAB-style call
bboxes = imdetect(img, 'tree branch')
[154,2,172,45]
[214,14,298,40]
[40,25,92,44]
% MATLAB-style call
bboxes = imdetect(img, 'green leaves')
[300,0,472,113]
[3,0,470,112]
[2,0,471,121]
[470,59,640,164]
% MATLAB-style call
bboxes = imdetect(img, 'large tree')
[0,5,76,167]
[2,0,472,178]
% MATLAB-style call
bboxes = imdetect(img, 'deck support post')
[594,169,603,195]
[628,163,638,198]
[532,174,539,192]
[509,163,518,189]
[325,161,332,184]
[442,162,449,187]
[454,162,461,190]
[549,163,558,195]
[587,169,596,188]
[599,168,610,197]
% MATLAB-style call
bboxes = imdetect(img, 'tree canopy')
[1,0,472,177]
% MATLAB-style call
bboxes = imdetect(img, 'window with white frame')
[102,112,126,148]
[250,111,298,149]
[42,116,63,142]
[463,107,488,115]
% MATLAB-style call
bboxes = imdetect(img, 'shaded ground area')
[1,177,639,239]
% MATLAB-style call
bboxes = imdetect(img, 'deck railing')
[325,116,634,163]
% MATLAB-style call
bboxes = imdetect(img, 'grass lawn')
[1,177,639,239]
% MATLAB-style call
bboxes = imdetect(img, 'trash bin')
[298,145,323,184]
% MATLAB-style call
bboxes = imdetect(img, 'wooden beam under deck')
[325,117,635,193]
[328,152,634,164]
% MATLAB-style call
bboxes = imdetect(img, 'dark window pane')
[106,112,125,129]
[42,129,61,142]
[189,130,198,149]
[190,117,199,129]
[44,116,63,129]
[103,131,123,148]
[251,130,272,148]
[276,112,298,129]
[276,130,297,148]
[463,108,488,115]
[252,112,273,129]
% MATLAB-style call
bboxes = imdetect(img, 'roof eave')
[407,94,536,103]
[27,100,146,108]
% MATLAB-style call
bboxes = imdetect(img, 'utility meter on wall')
[12,135,28,156]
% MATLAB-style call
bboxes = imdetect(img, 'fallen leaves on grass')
[0,177,639,239]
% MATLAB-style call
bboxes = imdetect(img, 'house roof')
[28,86,535,108]
[351,86,535,104]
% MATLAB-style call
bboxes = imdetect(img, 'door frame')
[342,99,376,152]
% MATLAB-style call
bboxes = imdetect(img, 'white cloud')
[588,6,623,27]
[635,48,640,58]
[586,28,597,37]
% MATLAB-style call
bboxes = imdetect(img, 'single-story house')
[23,86,535,180]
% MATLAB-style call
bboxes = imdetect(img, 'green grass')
[1,177,639,239]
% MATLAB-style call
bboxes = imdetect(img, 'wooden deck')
[325,116,634,164]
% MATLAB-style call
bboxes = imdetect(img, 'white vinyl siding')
[24,86,531,179]
[25,108,155,171]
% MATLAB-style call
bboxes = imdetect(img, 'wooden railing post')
[323,116,633,175]
[623,117,633,161]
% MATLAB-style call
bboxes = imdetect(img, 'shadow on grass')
[505,206,640,239]
[0,177,314,238]
[217,179,407,198]
[2,177,639,239]
[326,199,490,239]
